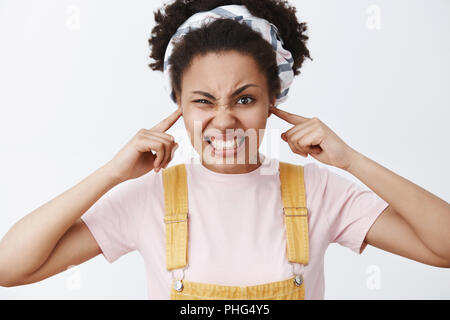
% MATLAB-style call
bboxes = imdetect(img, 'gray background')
[0,0,449,299]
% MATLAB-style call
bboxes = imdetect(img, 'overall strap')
[279,162,309,265]
[162,164,189,270]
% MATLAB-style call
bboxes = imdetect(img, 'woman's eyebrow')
[190,84,259,100]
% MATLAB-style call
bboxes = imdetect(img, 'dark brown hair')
[148,0,312,103]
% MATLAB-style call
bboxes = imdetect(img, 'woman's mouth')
[204,135,246,157]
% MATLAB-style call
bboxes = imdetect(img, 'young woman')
[0,0,449,300]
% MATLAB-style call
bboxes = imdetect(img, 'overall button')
[294,274,303,286]
[174,280,184,292]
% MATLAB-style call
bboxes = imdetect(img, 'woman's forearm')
[0,163,121,281]
[346,151,450,260]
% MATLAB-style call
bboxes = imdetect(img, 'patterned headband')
[162,4,294,107]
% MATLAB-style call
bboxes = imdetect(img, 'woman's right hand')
[106,108,183,183]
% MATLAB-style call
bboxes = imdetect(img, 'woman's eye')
[194,99,211,104]
[237,96,255,105]
[193,96,255,106]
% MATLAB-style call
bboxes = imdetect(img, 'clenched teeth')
[205,136,245,150]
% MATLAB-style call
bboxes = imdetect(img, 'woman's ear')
[176,97,183,115]
[268,97,276,118]
[267,97,277,118]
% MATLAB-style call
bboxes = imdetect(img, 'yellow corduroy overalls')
[162,161,309,300]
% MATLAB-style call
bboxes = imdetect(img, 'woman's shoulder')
[278,160,323,183]
[302,161,352,194]
[101,169,163,205]
[278,160,351,199]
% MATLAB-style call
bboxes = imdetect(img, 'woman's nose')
[209,104,237,128]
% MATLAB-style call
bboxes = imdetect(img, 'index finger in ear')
[270,106,309,125]
[150,108,183,133]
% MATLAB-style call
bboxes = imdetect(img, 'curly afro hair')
[148,0,312,103]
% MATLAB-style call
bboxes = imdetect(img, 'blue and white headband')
[162,4,295,107]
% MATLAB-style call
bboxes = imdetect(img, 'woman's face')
[176,50,276,174]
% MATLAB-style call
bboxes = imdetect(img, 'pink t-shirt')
[81,156,388,299]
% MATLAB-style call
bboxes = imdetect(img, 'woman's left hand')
[270,106,359,171]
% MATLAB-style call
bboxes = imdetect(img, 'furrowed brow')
[191,84,259,100]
